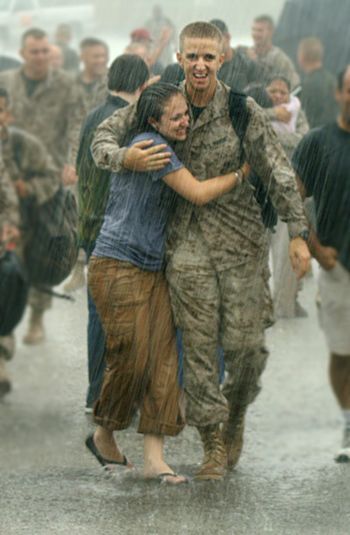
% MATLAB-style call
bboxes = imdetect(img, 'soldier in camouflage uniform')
[0,86,60,394]
[248,15,300,89]
[0,147,20,397]
[91,22,311,480]
[0,28,80,344]
[64,38,109,293]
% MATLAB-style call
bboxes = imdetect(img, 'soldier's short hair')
[179,22,223,51]
[80,37,108,52]
[254,15,275,30]
[21,28,47,47]
[209,19,229,36]
[0,87,10,105]
[107,54,149,93]
[298,37,324,63]
[337,65,350,91]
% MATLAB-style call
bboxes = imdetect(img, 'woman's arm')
[162,165,248,206]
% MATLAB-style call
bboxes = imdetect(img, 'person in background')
[54,23,80,73]
[77,54,150,412]
[265,76,309,319]
[145,4,176,67]
[64,37,109,293]
[0,86,60,395]
[128,28,164,75]
[298,37,338,128]
[247,14,300,89]
[293,66,350,463]
[0,28,80,345]
[48,45,64,70]
[210,19,261,93]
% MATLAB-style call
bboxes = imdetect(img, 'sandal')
[85,434,131,468]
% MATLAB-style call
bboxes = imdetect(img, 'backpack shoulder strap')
[227,90,251,165]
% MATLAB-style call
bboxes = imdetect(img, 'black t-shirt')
[191,104,205,122]
[292,122,350,270]
[21,72,42,97]
[300,68,337,128]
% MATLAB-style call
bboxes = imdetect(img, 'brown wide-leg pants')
[88,257,185,436]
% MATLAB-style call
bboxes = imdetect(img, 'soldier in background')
[145,5,176,67]
[0,86,60,391]
[209,19,262,93]
[54,23,80,73]
[63,37,109,293]
[0,28,80,345]
[297,37,338,128]
[247,15,300,90]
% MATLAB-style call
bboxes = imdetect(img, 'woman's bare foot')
[143,434,188,485]
[94,426,131,466]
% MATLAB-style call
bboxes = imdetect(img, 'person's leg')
[0,334,15,398]
[23,287,52,345]
[318,263,350,461]
[167,236,227,480]
[138,273,185,479]
[271,220,302,319]
[85,288,105,409]
[219,262,268,468]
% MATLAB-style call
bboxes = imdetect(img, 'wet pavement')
[1,264,350,535]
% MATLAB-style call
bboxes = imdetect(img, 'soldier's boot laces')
[63,260,86,293]
[223,414,245,470]
[0,358,11,398]
[23,310,45,345]
[195,424,227,481]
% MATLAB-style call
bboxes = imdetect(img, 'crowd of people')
[0,6,349,484]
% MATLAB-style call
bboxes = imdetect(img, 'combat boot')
[23,309,45,345]
[195,424,227,481]
[0,358,11,398]
[223,414,245,469]
[63,259,85,292]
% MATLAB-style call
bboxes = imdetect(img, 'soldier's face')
[251,22,273,48]
[149,93,189,141]
[20,36,51,78]
[336,68,350,126]
[177,37,224,95]
[81,45,108,77]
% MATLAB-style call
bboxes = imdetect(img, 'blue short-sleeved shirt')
[93,132,184,271]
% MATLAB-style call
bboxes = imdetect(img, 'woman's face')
[266,79,290,106]
[151,93,190,141]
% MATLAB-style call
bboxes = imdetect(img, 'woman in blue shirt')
[86,83,247,484]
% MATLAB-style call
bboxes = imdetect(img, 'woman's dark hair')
[135,82,182,133]
[266,75,291,92]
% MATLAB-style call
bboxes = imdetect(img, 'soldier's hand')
[274,107,292,123]
[289,237,311,279]
[62,165,78,186]
[14,179,30,198]
[123,140,171,172]
[314,244,338,271]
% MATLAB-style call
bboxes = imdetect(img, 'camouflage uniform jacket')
[70,72,108,163]
[253,46,300,89]
[1,126,60,206]
[0,154,19,230]
[0,67,80,170]
[91,81,307,271]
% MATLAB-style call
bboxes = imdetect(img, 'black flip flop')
[85,434,129,467]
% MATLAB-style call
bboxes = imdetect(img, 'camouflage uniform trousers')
[166,228,269,428]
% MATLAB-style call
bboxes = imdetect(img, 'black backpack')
[0,250,28,336]
[228,90,278,229]
[21,186,79,287]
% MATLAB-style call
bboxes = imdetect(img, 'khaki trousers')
[88,257,185,436]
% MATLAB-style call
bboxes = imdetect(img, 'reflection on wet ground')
[1,267,350,534]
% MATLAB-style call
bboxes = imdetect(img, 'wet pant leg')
[88,257,184,436]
